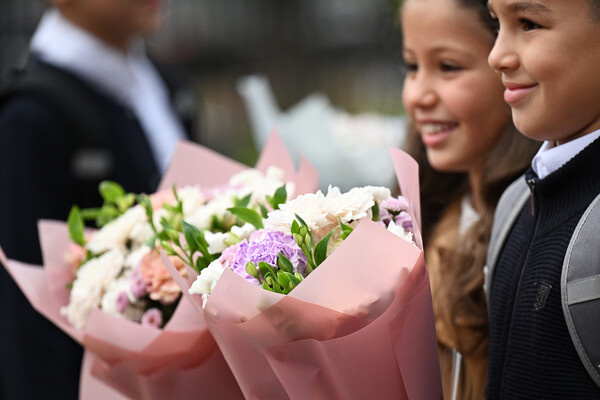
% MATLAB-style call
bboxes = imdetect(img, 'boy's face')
[55,0,164,49]
[488,0,600,144]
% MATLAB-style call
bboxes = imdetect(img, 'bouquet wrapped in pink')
[166,148,442,399]
[0,133,318,399]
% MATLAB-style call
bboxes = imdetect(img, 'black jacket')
[0,57,196,400]
[486,137,600,399]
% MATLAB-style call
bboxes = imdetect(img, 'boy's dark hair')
[588,0,600,21]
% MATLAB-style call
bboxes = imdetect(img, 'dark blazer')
[0,57,196,399]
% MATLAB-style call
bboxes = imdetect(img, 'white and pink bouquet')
[1,134,318,400]
[165,148,442,400]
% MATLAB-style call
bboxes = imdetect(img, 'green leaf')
[259,203,269,219]
[227,207,264,229]
[67,206,86,246]
[99,181,125,203]
[306,263,314,276]
[182,221,203,254]
[266,184,288,210]
[234,193,252,208]
[314,229,336,266]
[246,262,261,283]
[277,252,294,273]
[258,261,277,280]
[277,271,291,293]
[291,219,300,234]
[371,203,380,221]
[80,207,102,221]
[341,230,352,240]
[196,256,212,273]
[116,193,135,213]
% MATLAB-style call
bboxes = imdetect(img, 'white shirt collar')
[531,129,600,180]
[29,9,186,173]
[30,9,141,107]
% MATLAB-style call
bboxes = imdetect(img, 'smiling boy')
[484,0,600,398]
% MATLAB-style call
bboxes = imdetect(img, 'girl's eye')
[440,62,461,72]
[520,18,541,31]
[404,62,418,73]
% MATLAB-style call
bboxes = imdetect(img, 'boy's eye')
[491,17,500,34]
[519,18,541,31]
[440,62,461,72]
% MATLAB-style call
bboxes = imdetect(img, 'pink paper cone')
[169,148,442,399]
[0,132,318,399]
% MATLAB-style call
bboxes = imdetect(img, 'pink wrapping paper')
[167,148,442,399]
[0,132,319,399]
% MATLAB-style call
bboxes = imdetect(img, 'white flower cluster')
[265,185,392,240]
[61,250,124,329]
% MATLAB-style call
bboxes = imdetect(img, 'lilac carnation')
[231,230,307,285]
[130,271,148,299]
[380,197,409,213]
[395,211,413,231]
[115,291,130,314]
[141,308,163,328]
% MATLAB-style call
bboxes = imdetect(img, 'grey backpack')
[483,176,600,387]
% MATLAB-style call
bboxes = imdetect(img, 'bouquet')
[164,148,442,400]
[1,133,318,399]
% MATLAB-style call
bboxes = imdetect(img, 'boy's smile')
[488,0,600,144]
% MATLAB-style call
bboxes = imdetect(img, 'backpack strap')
[562,193,600,387]
[483,176,530,308]
[0,60,114,180]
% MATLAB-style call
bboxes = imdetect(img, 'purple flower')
[231,230,307,285]
[130,271,148,299]
[380,197,409,213]
[115,291,130,314]
[395,211,413,231]
[141,308,163,328]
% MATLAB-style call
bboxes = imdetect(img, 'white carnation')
[355,186,391,204]
[324,186,374,223]
[189,260,226,308]
[100,272,134,319]
[124,245,152,268]
[230,223,256,241]
[186,194,235,230]
[87,206,147,254]
[264,190,330,231]
[61,249,124,329]
[178,186,207,217]
[229,167,294,206]
[387,220,415,245]
[204,231,228,255]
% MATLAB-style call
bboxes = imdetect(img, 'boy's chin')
[512,112,548,143]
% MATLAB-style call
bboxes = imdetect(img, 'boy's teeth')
[421,123,455,134]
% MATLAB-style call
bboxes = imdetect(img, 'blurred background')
[0,0,407,189]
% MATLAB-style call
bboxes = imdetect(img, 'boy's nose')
[488,34,519,73]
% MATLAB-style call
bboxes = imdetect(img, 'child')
[0,0,196,398]
[485,0,600,398]
[400,0,539,398]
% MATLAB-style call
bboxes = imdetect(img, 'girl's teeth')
[420,123,455,134]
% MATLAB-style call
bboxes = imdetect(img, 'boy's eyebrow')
[509,2,550,15]
[488,1,550,15]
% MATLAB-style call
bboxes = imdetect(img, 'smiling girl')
[400,0,539,398]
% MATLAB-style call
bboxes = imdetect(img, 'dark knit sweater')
[487,136,600,399]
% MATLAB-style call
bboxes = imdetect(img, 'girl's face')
[402,0,511,174]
